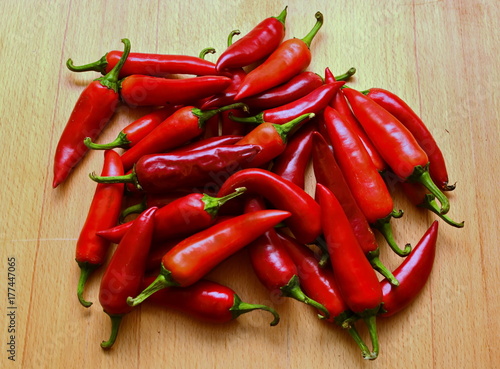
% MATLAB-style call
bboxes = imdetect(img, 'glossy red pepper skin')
[75,150,124,307]
[217,168,321,244]
[99,206,157,349]
[127,210,291,306]
[119,75,232,107]
[220,110,249,136]
[365,88,453,190]
[170,134,243,154]
[200,68,247,109]
[380,221,439,317]
[234,12,323,100]
[67,51,217,78]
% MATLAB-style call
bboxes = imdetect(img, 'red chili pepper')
[234,12,323,100]
[97,188,247,244]
[316,183,382,360]
[119,103,247,171]
[170,134,243,154]
[364,88,454,191]
[311,132,399,284]
[380,221,439,317]
[220,109,249,136]
[322,106,411,257]
[119,75,232,107]
[91,144,261,193]
[244,197,330,318]
[216,7,287,72]
[217,168,321,244]
[99,206,157,349]
[52,39,130,188]
[142,277,280,325]
[75,150,124,307]
[126,209,291,306]
[66,51,217,78]
[276,231,373,358]
[83,105,178,150]
[342,87,450,214]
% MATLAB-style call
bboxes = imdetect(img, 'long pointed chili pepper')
[322,106,411,257]
[216,7,287,72]
[316,184,382,360]
[216,168,321,244]
[142,277,280,326]
[126,210,291,307]
[342,87,450,214]
[234,11,324,100]
[244,197,330,319]
[52,38,131,188]
[276,231,372,358]
[380,221,439,317]
[119,103,248,171]
[99,206,157,349]
[75,150,124,307]
[311,132,399,284]
[363,87,454,191]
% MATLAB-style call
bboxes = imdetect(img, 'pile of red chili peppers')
[54,7,463,360]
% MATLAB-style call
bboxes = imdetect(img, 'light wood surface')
[1,0,498,368]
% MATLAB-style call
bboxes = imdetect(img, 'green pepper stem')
[366,249,399,286]
[280,275,330,319]
[76,261,98,308]
[202,187,247,218]
[274,6,288,25]
[273,113,315,144]
[199,47,216,60]
[408,164,450,214]
[66,53,108,74]
[362,315,380,360]
[100,313,123,349]
[420,194,464,228]
[89,170,140,189]
[301,11,324,48]
[228,112,264,124]
[120,200,147,223]
[84,133,131,150]
[334,67,357,82]
[346,327,372,359]
[192,102,249,128]
[227,30,241,47]
[126,266,179,307]
[372,216,411,257]
[97,38,131,92]
[230,294,280,326]
[313,236,330,267]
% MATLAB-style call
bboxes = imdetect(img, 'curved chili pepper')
[66,51,217,78]
[231,81,345,125]
[364,88,454,191]
[400,182,464,228]
[380,221,439,317]
[276,231,373,358]
[322,106,410,257]
[234,11,323,100]
[119,103,247,171]
[244,197,330,318]
[52,39,130,188]
[142,277,280,326]
[311,132,399,284]
[97,188,247,244]
[99,206,157,349]
[126,209,291,306]
[216,7,287,72]
[216,168,321,244]
[91,144,261,193]
[83,105,178,150]
[75,150,124,307]
[119,75,232,107]
[342,88,450,214]
[316,183,382,360]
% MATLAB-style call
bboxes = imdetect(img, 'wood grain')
[0,0,498,368]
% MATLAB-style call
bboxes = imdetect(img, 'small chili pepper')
[142,277,280,325]
[216,168,321,244]
[126,209,291,306]
[380,221,439,317]
[170,134,243,154]
[311,132,399,284]
[244,197,330,318]
[316,183,382,360]
[234,11,324,100]
[364,87,454,191]
[322,106,410,257]
[97,188,247,244]
[400,182,464,228]
[75,150,124,307]
[99,206,157,349]
[216,7,287,72]
[119,103,247,171]
[276,231,373,358]
[342,87,450,214]
[91,144,261,193]
[83,105,178,150]
[52,39,130,188]
[66,51,217,78]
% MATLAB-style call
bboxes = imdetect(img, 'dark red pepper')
[52,39,130,188]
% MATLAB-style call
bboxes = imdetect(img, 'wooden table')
[1,0,498,368]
